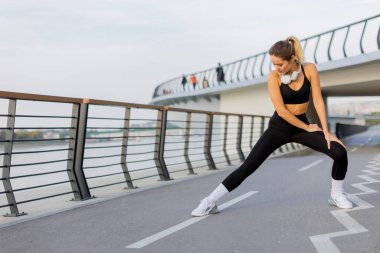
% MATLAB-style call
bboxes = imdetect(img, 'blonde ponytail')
[287,36,304,63]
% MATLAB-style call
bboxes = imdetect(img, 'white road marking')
[309,154,380,253]
[342,135,357,141]
[298,159,324,172]
[351,142,365,152]
[350,147,359,152]
[125,191,258,249]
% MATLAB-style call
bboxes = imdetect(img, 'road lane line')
[351,147,359,152]
[126,191,258,249]
[298,159,324,172]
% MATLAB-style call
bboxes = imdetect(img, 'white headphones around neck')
[281,61,301,84]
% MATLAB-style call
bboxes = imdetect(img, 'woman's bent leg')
[291,130,348,180]
[291,130,352,208]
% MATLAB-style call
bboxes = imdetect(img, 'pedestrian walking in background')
[190,74,198,90]
[181,74,187,91]
[202,77,209,88]
[216,62,226,83]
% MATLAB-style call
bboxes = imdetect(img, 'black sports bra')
[280,65,311,104]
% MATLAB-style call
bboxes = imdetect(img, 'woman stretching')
[191,36,353,217]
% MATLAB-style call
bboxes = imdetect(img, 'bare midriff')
[285,101,309,116]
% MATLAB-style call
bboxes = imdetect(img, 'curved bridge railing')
[152,14,380,100]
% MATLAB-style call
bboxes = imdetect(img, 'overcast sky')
[0,0,379,105]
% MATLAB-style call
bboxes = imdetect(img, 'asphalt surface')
[1,125,380,253]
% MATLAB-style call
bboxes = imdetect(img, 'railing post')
[359,20,368,54]
[377,25,380,50]
[229,62,236,82]
[223,65,230,83]
[209,69,216,87]
[121,107,135,189]
[327,31,335,61]
[269,55,273,72]
[313,36,321,63]
[259,116,266,136]
[2,99,26,217]
[184,112,195,174]
[66,103,85,200]
[343,26,350,57]
[223,115,231,165]
[204,113,216,170]
[243,58,249,80]
[236,60,243,81]
[260,53,266,76]
[249,116,255,149]
[154,109,171,180]
[303,39,308,54]
[251,56,258,78]
[72,101,92,200]
[236,116,245,162]
[205,70,212,87]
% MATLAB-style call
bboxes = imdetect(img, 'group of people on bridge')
[160,62,227,95]
[181,62,226,91]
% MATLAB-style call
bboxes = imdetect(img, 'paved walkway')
[1,126,380,253]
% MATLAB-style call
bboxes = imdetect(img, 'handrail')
[0,91,262,117]
[0,91,82,103]
[0,90,306,217]
[152,14,380,99]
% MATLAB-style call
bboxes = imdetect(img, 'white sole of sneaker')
[191,205,220,217]
[209,205,220,214]
[328,198,353,209]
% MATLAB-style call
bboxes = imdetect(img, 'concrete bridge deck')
[1,126,380,253]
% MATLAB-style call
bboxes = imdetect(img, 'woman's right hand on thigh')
[306,124,322,132]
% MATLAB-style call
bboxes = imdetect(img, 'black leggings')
[222,111,348,192]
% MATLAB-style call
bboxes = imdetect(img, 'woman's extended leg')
[291,130,352,208]
[222,128,291,191]
[191,128,291,216]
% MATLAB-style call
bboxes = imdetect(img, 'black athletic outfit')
[222,65,348,192]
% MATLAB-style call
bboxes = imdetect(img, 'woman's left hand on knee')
[325,133,346,149]
[324,133,332,149]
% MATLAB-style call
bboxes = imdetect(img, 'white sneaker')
[328,193,353,209]
[191,197,219,217]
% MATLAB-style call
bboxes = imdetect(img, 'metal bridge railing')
[0,92,83,217]
[152,14,380,99]
[0,91,306,217]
